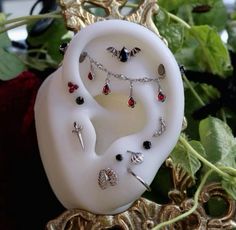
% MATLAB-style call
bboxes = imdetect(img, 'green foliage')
[0,13,25,80]
[27,18,69,63]
[176,25,232,77]
[170,140,204,179]
[199,117,236,164]
[192,0,228,32]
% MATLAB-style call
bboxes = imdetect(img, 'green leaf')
[222,179,236,200]
[199,117,236,164]
[158,0,188,11]
[176,25,232,77]
[0,13,11,49]
[191,25,232,77]
[192,0,227,32]
[27,18,68,63]
[0,48,25,80]
[227,21,236,53]
[170,140,204,179]
[154,9,185,53]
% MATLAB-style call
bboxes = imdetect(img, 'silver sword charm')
[72,122,85,151]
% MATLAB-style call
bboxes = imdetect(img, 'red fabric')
[0,72,64,230]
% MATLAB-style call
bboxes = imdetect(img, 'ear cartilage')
[127,168,151,192]
[106,46,141,62]
[72,122,85,150]
[127,150,144,165]
[153,117,166,137]
[98,168,118,190]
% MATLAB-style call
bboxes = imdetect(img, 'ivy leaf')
[27,18,68,63]
[170,140,204,179]
[176,25,232,77]
[0,13,11,49]
[0,48,25,80]
[199,117,236,164]
[222,179,236,200]
[154,9,185,53]
[227,20,236,53]
[192,0,227,32]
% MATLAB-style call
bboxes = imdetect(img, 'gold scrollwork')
[59,0,162,37]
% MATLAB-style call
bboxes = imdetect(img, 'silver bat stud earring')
[106,46,141,62]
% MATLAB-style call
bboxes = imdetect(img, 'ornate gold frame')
[46,160,236,229]
[46,1,236,229]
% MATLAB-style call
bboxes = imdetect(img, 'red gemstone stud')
[88,72,94,80]
[128,97,136,108]
[68,82,79,93]
[103,83,111,95]
[157,91,166,102]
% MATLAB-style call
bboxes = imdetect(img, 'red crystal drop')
[103,83,111,95]
[157,91,166,102]
[128,97,136,108]
[69,88,74,93]
[68,82,73,87]
[88,72,94,80]
[73,84,79,90]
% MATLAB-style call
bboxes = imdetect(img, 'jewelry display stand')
[33,0,236,230]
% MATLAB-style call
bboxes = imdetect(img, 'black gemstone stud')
[119,47,129,62]
[76,96,84,105]
[59,42,68,55]
[143,141,152,150]
[116,154,123,161]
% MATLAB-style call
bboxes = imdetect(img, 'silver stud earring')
[127,150,144,165]
[98,168,118,190]
[106,46,141,62]
[153,117,166,137]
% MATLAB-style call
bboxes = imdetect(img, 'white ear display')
[34,20,184,215]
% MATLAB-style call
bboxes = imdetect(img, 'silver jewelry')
[79,52,166,107]
[98,168,118,190]
[127,168,151,192]
[72,122,85,150]
[106,46,141,62]
[158,64,166,79]
[153,117,166,137]
[127,150,144,165]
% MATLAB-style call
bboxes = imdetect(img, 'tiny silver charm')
[79,52,87,63]
[106,46,141,62]
[98,168,118,190]
[153,117,166,137]
[72,122,85,150]
[127,150,144,165]
[158,64,166,78]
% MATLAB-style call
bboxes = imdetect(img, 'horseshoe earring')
[106,46,141,62]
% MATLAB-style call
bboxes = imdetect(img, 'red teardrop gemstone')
[128,97,136,108]
[103,83,111,95]
[68,82,73,87]
[157,91,166,102]
[88,72,94,80]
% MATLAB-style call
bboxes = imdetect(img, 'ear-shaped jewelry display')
[34,20,184,215]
